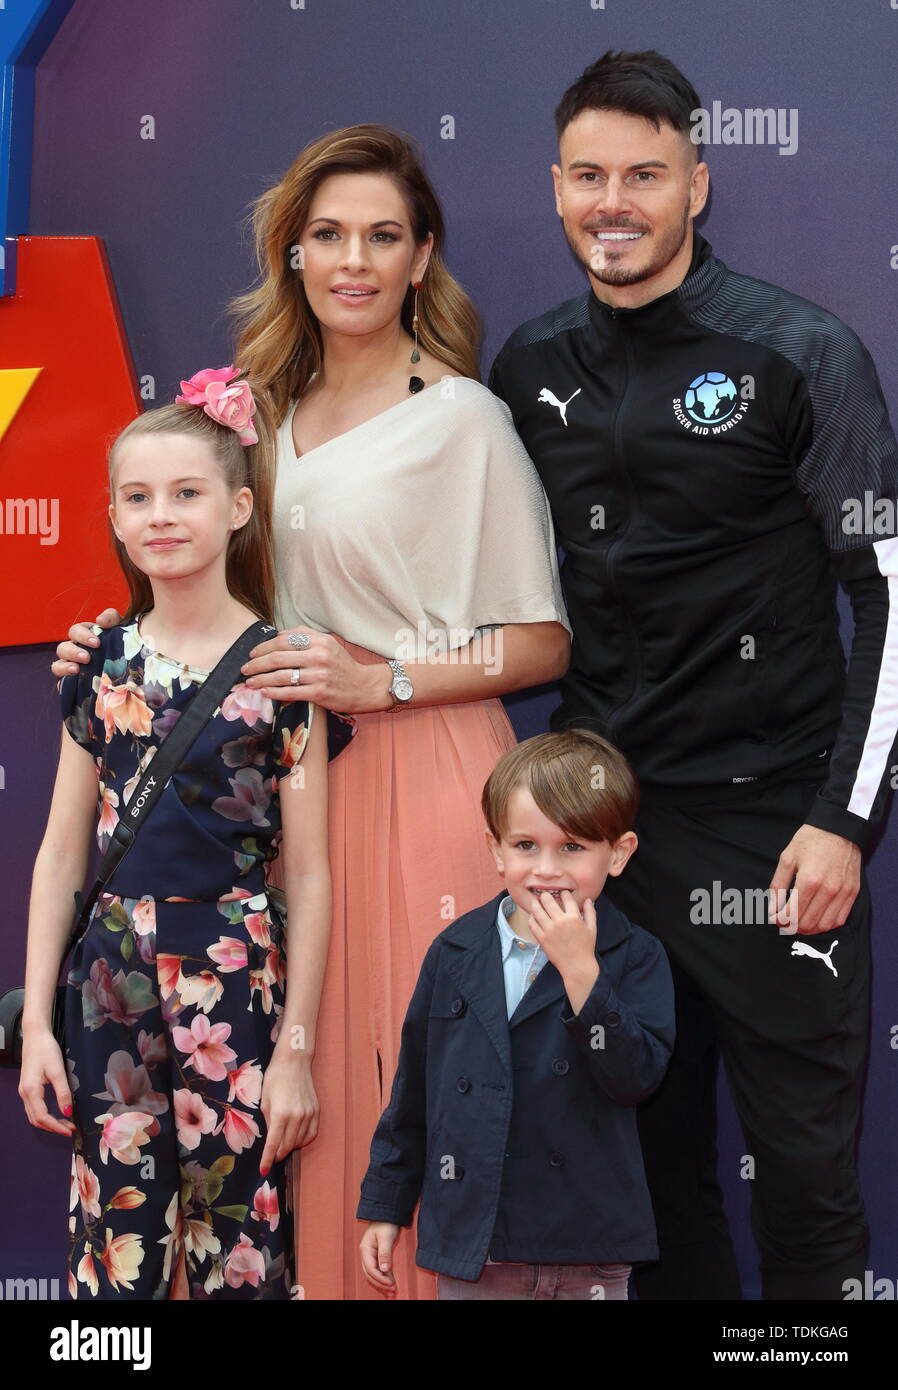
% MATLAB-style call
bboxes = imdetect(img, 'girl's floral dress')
[59,617,356,1299]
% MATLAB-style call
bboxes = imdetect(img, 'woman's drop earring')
[409,279,425,394]
[410,281,422,364]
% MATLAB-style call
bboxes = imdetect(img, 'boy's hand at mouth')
[529,889,600,1016]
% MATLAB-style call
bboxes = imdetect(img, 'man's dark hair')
[554,49,702,148]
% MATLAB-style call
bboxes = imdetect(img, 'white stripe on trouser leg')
[848,536,898,819]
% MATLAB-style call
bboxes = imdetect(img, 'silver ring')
[288,632,311,649]
[290,668,301,686]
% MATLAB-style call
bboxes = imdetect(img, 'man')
[488,49,898,1301]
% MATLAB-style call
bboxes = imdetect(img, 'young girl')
[18,367,354,1300]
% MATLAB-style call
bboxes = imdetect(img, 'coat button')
[606,1011,621,1027]
[552,1058,569,1075]
[450,997,466,1016]
[549,1150,565,1167]
[456,1076,471,1093]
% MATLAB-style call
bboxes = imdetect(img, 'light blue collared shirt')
[496,894,549,1019]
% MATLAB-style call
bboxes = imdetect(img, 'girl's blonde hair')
[107,382,278,626]
[229,123,481,423]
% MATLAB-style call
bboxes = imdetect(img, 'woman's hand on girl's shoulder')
[51,607,123,681]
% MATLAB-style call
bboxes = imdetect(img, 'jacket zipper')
[602,309,643,739]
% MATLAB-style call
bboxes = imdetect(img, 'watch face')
[393,679,413,701]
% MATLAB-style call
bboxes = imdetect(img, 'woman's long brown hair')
[229,123,482,425]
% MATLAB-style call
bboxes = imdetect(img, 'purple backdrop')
[2,0,896,1299]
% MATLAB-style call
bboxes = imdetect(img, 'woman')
[52,124,571,1300]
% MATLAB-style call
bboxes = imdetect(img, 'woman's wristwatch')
[385,657,414,711]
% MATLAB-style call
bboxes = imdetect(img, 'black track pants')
[603,769,871,1301]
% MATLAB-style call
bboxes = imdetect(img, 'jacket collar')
[439,890,634,1068]
[586,227,727,332]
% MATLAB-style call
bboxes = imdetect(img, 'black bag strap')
[65,617,277,956]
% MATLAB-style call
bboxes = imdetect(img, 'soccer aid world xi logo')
[672,371,752,436]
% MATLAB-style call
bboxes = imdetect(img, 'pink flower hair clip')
[175,365,258,445]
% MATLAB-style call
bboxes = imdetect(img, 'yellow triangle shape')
[0,367,43,445]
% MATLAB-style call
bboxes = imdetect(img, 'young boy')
[357,729,675,1300]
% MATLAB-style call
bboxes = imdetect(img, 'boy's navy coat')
[357,890,675,1280]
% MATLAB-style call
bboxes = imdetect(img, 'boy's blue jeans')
[436,1258,631,1300]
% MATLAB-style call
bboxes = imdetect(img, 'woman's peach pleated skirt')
[267,646,518,1300]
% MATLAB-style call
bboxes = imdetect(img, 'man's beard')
[567,200,692,288]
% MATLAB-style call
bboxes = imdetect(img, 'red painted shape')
[0,235,137,645]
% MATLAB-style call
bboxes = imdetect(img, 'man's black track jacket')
[488,231,898,849]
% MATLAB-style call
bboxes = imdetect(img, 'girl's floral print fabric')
[58,620,356,1298]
